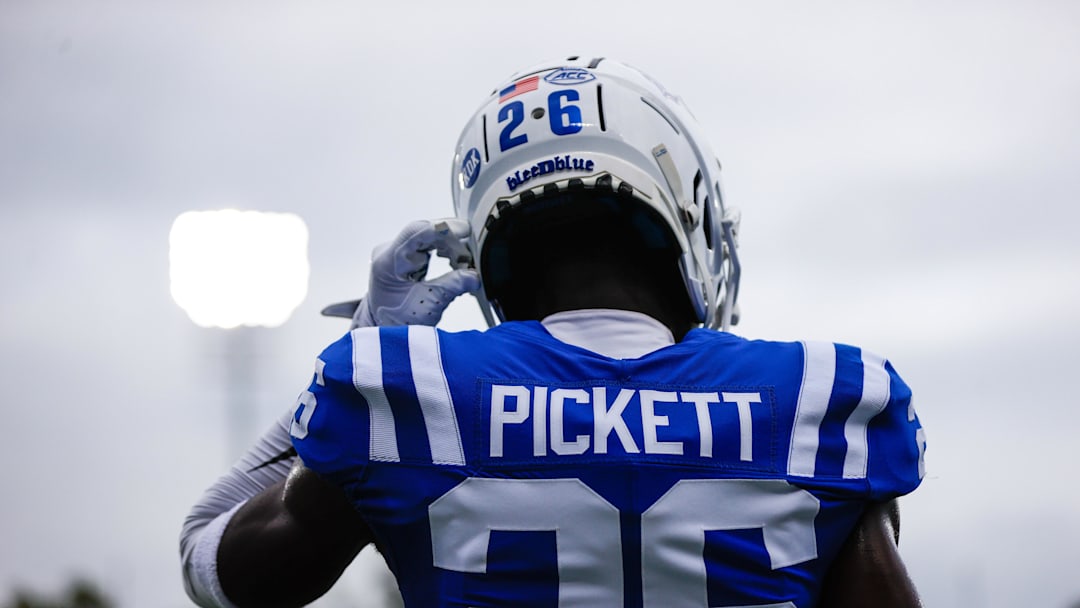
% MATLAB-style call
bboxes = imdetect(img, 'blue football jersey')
[291,321,926,608]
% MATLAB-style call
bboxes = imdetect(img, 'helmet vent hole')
[693,171,713,250]
[481,114,490,162]
[596,85,607,132]
[702,195,714,250]
[531,107,545,119]
[588,57,605,68]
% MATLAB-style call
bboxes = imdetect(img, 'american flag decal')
[499,76,539,103]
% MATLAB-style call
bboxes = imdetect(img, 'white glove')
[352,219,480,328]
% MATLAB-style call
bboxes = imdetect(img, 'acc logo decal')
[544,67,595,86]
[461,148,482,188]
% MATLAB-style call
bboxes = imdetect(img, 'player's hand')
[352,219,480,327]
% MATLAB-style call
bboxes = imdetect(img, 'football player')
[181,57,926,607]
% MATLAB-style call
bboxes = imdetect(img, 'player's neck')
[533,262,696,342]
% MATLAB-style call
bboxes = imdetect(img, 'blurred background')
[2,1,1078,606]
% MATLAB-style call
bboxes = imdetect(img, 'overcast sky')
[2,1,1079,607]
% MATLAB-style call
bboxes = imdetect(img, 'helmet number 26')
[498,90,583,153]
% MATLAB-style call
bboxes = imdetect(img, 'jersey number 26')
[429,477,819,607]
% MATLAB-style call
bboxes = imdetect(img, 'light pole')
[169,209,310,460]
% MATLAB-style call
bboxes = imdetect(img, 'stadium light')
[169,209,310,460]
[169,209,310,328]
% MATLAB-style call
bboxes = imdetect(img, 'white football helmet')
[451,56,741,330]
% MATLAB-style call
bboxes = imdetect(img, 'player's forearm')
[818,500,922,608]
[180,410,298,607]
[216,465,372,608]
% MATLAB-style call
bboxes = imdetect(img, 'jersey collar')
[539,308,676,360]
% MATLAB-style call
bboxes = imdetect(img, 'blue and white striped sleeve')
[864,357,926,500]
[786,341,926,501]
[290,330,373,480]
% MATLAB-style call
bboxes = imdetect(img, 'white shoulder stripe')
[408,326,466,466]
[787,341,836,477]
[842,351,890,479]
[351,328,400,462]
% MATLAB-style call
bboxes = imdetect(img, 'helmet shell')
[451,57,740,329]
